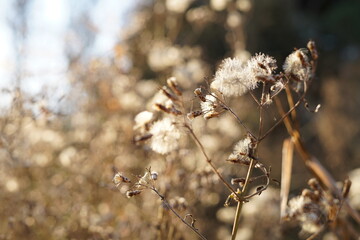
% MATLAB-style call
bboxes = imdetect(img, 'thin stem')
[225,106,257,140]
[231,158,256,240]
[258,91,306,142]
[275,92,360,224]
[185,124,242,200]
[205,90,257,140]
[258,82,266,140]
[151,187,208,240]
[285,87,299,131]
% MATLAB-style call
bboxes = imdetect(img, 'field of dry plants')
[1,0,360,240]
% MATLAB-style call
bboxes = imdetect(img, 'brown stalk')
[275,93,360,224]
[231,158,256,240]
[185,124,242,201]
[280,138,294,220]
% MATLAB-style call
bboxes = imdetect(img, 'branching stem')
[151,187,208,240]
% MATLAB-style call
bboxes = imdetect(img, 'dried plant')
[113,41,360,239]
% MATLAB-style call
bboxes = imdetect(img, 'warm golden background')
[1,0,359,239]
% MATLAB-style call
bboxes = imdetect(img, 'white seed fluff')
[211,54,276,97]
[200,95,217,114]
[246,53,277,77]
[211,58,254,97]
[283,49,311,81]
[134,111,154,129]
[149,118,181,154]
[228,137,251,160]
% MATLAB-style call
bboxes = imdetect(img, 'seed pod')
[161,86,178,101]
[151,171,158,180]
[167,77,182,96]
[194,88,206,102]
[187,110,202,120]
[307,40,318,60]
[113,172,131,187]
[126,190,142,198]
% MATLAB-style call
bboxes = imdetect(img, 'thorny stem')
[185,124,242,200]
[231,158,257,240]
[151,187,208,240]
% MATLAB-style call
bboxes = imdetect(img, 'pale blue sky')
[0,0,137,107]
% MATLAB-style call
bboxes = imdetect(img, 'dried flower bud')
[167,77,182,96]
[200,94,224,119]
[187,110,202,120]
[151,171,158,180]
[154,103,172,114]
[161,86,178,102]
[134,133,153,143]
[170,107,182,116]
[307,40,318,60]
[203,111,221,119]
[231,178,245,186]
[194,88,206,102]
[113,172,131,187]
[301,189,319,202]
[126,190,142,198]
[307,178,320,191]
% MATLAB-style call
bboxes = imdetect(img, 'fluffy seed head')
[211,54,276,97]
[211,58,254,97]
[228,137,251,162]
[247,53,277,77]
[283,49,311,81]
[149,118,181,154]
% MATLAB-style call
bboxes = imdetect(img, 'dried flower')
[200,94,223,119]
[166,77,182,96]
[150,171,158,180]
[283,49,311,82]
[228,137,252,162]
[149,118,181,154]
[187,110,203,120]
[194,88,206,102]
[113,172,131,188]
[285,178,340,234]
[126,190,142,198]
[246,53,277,78]
[211,54,276,97]
[211,58,253,97]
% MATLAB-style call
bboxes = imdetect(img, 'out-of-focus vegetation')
[1,0,360,239]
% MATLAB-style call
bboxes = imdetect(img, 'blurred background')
[0,0,359,239]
